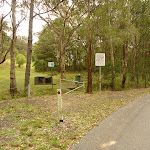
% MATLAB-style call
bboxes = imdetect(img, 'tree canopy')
[0,0,150,92]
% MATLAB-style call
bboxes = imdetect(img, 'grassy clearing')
[0,60,89,100]
[0,88,150,150]
[0,60,60,100]
[0,59,150,100]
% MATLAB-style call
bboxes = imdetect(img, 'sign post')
[48,62,54,88]
[95,53,105,96]
[99,66,101,96]
[57,89,63,122]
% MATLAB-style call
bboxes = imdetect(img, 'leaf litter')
[0,88,150,149]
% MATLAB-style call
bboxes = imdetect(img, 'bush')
[16,54,26,67]
[34,59,48,72]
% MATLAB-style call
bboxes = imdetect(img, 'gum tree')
[24,0,34,90]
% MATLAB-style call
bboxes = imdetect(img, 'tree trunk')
[122,41,128,88]
[131,36,136,82]
[143,51,147,88]
[60,38,65,79]
[25,0,34,91]
[110,36,115,90]
[10,0,17,95]
[0,31,4,62]
[87,0,92,94]
[108,4,115,90]
[57,48,60,72]
[60,22,66,79]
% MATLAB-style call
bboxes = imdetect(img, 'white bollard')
[57,89,63,122]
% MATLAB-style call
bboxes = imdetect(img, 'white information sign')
[48,62,54,67]
[95,53,105,66]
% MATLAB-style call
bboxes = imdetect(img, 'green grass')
[0,88,150,149]
[0,102,68,149]
[0,59,149,101]
[0,60,88,100]
[0,60,61,100]
[0,60,51,89]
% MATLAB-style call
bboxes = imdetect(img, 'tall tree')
[10,0,17,94]
[25,0,34,90]
[87,0,92,93]
[108,1,115,90]
[122,41,128,88]
[121,0,132,88]
[37,0,84,79]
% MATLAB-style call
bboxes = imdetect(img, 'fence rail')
[60,78,85,94]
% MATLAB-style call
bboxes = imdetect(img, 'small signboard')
[95,53,105,66]
[48,62,54,67]
[95,53,105,96]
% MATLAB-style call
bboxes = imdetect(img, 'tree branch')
[38,14,60,36]
[0,10,11,32]
[33,0,65,18]
[0,49,10,64]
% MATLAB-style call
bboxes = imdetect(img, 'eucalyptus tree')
[131,0,150,86]
[10,0,27,94]
[119,0,143,88]
[94,0,118,90]
[1,0,28,94]
[73,0,99,93]
[92,0,143,89]
[36,0,85,79]
[24,0,34,90]
[91,0,120,89]
[86,0,93,93]
[10,0,17,94]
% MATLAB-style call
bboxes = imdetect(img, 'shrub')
[16,54,26,67]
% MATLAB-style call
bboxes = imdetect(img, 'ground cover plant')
[0,88,150,150]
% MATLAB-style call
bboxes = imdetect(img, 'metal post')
[51,68,53,89]
[83,82,85,92]
[28,84,30,98]
[51,68,52,77]
[60,79,62,91]
[99,66,101,96]
[57,89,63,122]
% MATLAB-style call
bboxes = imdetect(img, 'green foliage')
[34,59,47,72]
[1,0,150,91]
[16,54,26,67]
[33,26,58,72]
[15,36,28,56]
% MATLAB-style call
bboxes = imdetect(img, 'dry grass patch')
[0,88,150,149]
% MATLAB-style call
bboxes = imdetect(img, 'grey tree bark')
[60,21,66,79]
[10,0,17,95]
[25,0,34,91]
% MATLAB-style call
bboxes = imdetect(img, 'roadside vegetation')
[0,88,150,150]
[0,0,150,149]
[0,60,150,149]
[0,60,149,101]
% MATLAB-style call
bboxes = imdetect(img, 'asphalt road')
[69,94,150,150]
